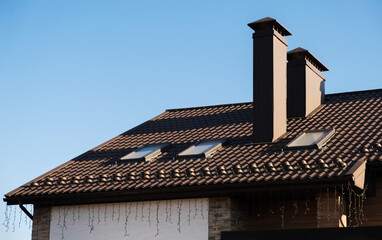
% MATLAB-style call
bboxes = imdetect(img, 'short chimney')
[287,48,329,118]
[248,17,292,143]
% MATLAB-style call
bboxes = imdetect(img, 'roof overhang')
[4,176,354,206]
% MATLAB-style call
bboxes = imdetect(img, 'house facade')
[4,17,382,240]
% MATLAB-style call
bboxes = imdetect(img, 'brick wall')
[208,197,248,240]
[32,205,51,240]
[208,197,231,240]
[231,198,248,231]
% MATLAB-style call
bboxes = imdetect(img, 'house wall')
[248,199,317,230]
[361,175,382,227]
[32,205,51,240]
[48,198,208,240]
[247,191,344,230]
[31,197,244,240]
[316,190,345,228]
[31,191,350,240]
[208,197,248,240]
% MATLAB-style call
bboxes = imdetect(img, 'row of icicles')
[2,184,368,238]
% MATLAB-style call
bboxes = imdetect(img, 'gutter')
[4,175,353,206]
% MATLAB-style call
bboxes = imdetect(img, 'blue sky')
[1,1,381,239]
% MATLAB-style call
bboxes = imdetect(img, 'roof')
[4,89,382,204]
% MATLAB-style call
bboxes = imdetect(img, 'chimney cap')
[248,17,292,36]
[288,47,329,72]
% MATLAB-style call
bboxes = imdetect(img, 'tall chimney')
[287,48,329,118]
[248,17,292,143]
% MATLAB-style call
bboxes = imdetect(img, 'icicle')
[117,203,121,223]
[341,184,345,219]
[316,190,321,228]
[77,205,80,221]
[354,193,359,226]
[269,191,274,215]
[58,207,62,227]
[177,200,182,233]
[188,199,191,226]
[214,199,218,228]
[12,205,16,232]
[293,201,298,217]
[135,202,138,221]
[155,201,160,237]
[97,204,101,225]
[148,202,152,227]
[2,205,8,231]
[361,185,368,222]
[112,203,115,221]
[270,208,274,214]
[141,202,144,222]
[90,205,95,233]
[18,207,22,228]
[200,199,204,220]
[294,192,299,216]
[8,205,13,232]
[326,188,330,221]
[334,186,338,217]
[358,194,362,225]
[28,205,32,229]
[165,200,169,223]
[61,207,68,240]
[104,204,107,222]
[257,201,262,217]
[87,205,91,233]
[124,203,131,237]
[169,200,173,224]
[72,206,76,225]
[347,183,353,227]
[63,207,68,230]
[269,192,274,214]
[305,199,310,214]
[25,205,28,226]
[280,205,285,229]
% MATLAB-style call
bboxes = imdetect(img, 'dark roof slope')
[4,89,382,204]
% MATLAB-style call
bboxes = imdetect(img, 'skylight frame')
[177,139,226,159]
[286,128,335,150]
[120,143,169,162]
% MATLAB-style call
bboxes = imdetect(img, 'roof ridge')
[166,89,381,112]
[166,102,252,112]
[326,88,382,97]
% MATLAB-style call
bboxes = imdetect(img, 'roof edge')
[166,88,382,112]
[166,102,252,112]
[326,88,382,97]
[4,150,94,198]
[4,176,352,205]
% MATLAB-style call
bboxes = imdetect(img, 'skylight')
[286,128,335,149]
[121,144,168,161]
[178,140,224,158]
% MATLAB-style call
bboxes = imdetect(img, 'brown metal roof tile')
[5,89,382,202]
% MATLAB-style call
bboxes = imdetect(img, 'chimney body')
[248,17,292,143]
[287,48,329,118]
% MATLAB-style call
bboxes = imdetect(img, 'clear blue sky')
[1,1,381,239]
